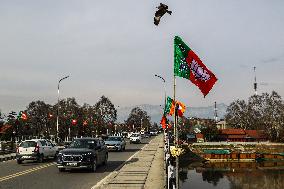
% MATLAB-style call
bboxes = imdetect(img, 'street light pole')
[56,75,70,143]
[154,74,166,108]
[155,74,170,189]
[155,74,170,148]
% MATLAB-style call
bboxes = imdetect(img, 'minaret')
[254,66,258,95]
[214,101,218,122]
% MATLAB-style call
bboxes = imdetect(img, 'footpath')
[93,134,164,189]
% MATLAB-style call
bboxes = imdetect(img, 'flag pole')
[173,76,179,188]
[173,76,176,146]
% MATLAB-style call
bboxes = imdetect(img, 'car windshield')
[69,139,96,149]
[106,137,121,141]
[20,141,36,148]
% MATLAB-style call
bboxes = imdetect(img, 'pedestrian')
[168,158,176,189]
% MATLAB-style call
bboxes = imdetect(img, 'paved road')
[0,137,152,189]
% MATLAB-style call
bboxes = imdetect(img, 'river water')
[179,161,284,189]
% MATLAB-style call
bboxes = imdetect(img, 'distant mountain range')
[117,103,228,123]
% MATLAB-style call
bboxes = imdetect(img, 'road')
[0,137,152,189]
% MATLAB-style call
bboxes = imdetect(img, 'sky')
[0,0,284,114]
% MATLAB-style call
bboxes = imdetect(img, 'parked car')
[104,136,126,151]
[56,137,108,172]
[16,139,58,164]
[129,133,141,144]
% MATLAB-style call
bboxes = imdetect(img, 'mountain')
[117,103,228,123]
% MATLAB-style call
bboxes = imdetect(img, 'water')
[179,161,284,189]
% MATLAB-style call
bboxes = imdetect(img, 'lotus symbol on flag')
[190,59,211,82]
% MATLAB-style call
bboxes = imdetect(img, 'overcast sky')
[0,0,284,113]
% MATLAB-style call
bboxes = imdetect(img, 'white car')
[16,139,58,164]
[129,133,141,144]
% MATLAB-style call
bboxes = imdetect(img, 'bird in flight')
[154,3,172,26]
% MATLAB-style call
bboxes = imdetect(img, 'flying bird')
[154,3,172,26]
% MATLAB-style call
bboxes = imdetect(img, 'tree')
[225,100,252,129]
[80,103,96,137]
[201,125,219,141]
[261,91,284,141]
[0,110,4,128]
[93,96,117,134]
[225,91,284,142]
[125,107,151,132]
[55,98,81,140]
[25,101,52,138]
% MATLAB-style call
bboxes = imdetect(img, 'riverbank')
[185,142,284,162]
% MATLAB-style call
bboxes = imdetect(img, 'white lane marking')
[0,162,56,182]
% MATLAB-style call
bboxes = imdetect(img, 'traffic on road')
[0,135,153,189]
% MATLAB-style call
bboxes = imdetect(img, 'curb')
[91,136,159,189]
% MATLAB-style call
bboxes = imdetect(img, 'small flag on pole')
[160,115,168,129]
[176,101,186,117]
[164,96,186,117]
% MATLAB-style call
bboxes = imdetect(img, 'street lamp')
[154,74,166,110]
[154,74,170,153]
[56,75,70,142]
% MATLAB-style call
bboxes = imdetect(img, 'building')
[216,120,226,129]
[218,129,267,142]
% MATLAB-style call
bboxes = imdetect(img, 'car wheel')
[17,159,23,164]
[37,154,44,163]
[123,146,126,151]
[58,168,65,172]
[90,158,97,172]
[103,153,108,166]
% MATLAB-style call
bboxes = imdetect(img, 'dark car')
[56,138,108,172]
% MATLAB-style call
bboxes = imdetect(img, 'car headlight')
[57,153,63,161]
[82,152,92,156]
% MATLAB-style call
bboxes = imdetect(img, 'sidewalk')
[93,134,164,189]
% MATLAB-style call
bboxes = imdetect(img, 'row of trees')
[225,91,284,142]
[170,91,284,142]
[0,96,152,141]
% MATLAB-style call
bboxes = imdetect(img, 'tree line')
[225,91,284,142]
[0,96,152,141]
[170,91,284,143]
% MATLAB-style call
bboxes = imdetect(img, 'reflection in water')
[180,161,284,189]
[202,169,224,186]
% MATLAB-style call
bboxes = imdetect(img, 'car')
[56,137,108,172]
[129,133,141,144]
[104,136,126,151]
[16,139,58,164]
[144,132,150,138]
[150,131,158,136]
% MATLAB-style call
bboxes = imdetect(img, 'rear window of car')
[106,137,121,141]
[20,141,36,148]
